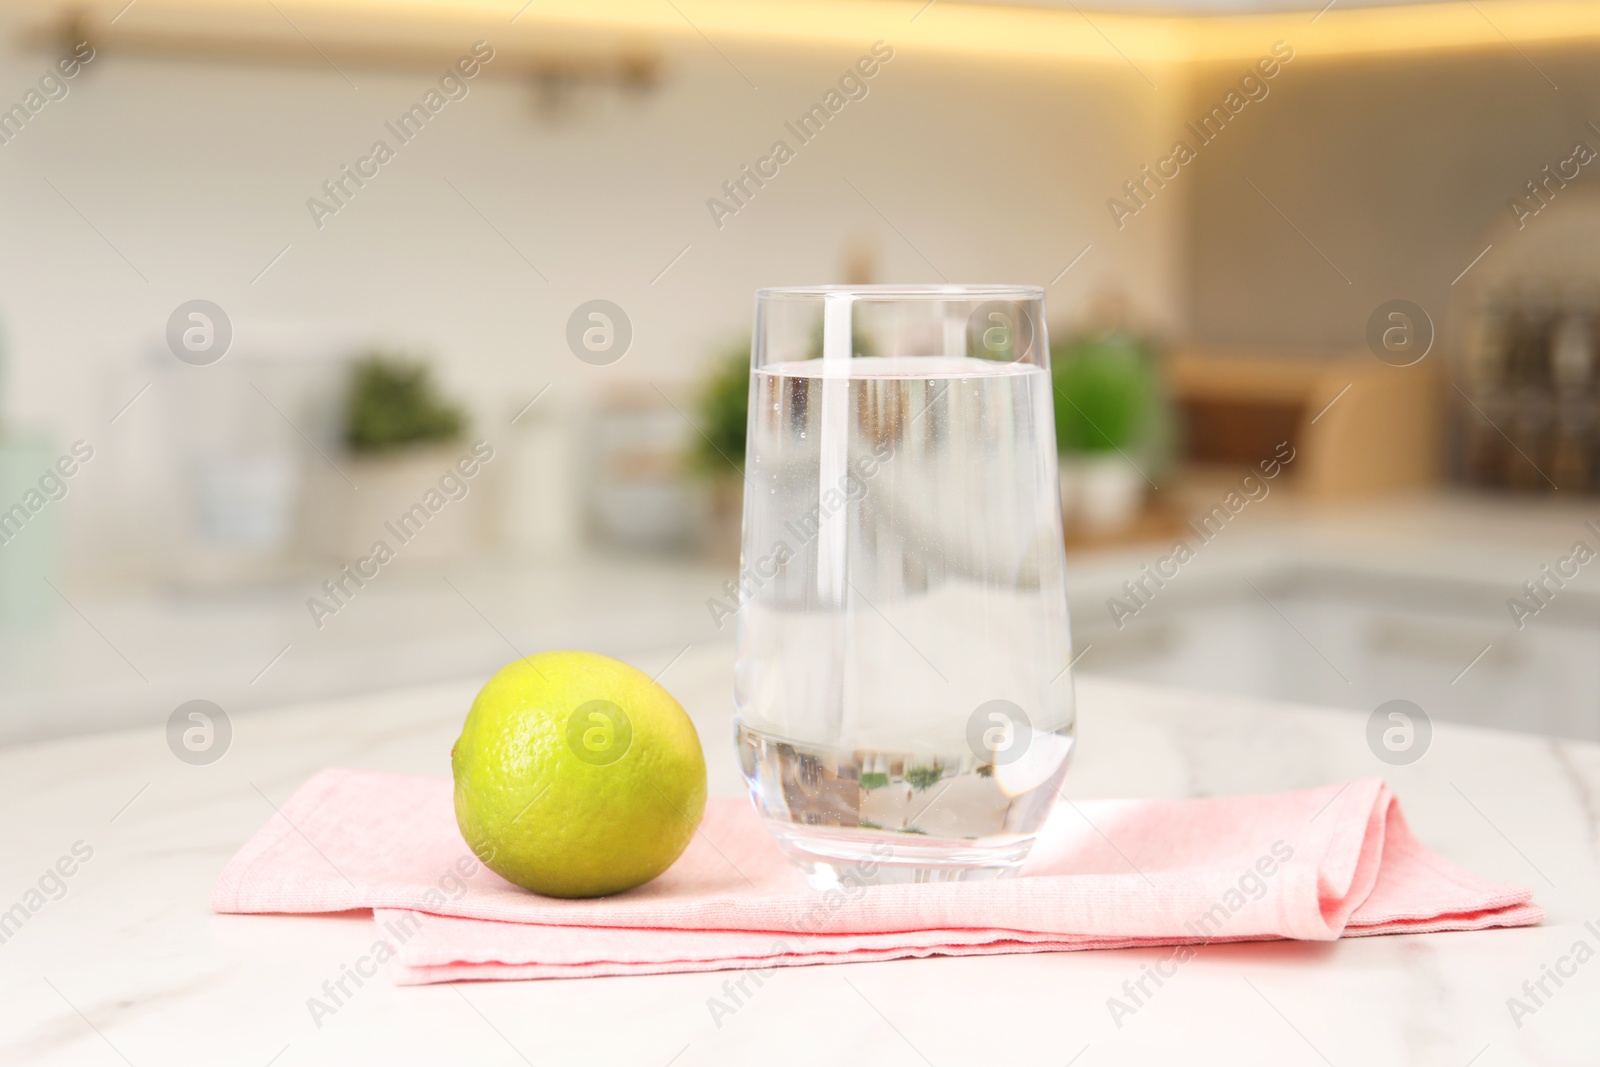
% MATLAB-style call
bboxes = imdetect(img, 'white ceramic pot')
[300,443,481,565]
[1060,452,1144,534]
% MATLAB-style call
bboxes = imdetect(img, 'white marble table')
[2,642,1597,1066]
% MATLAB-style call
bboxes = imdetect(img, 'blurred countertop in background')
[6,488,1596,747]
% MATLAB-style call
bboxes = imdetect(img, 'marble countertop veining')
[2,642,1598,1066]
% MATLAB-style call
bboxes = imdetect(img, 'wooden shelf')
[14,1,661,89]
[1168,347,1443,500]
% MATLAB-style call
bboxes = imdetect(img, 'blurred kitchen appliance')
[154,323,357,587]
[583,386,707,554]
[0,433,61,624]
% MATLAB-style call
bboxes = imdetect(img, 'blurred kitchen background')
[2,0,1598,745]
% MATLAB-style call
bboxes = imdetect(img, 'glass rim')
[756,284,1044,301]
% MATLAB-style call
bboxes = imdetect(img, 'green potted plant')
[691,341,751,559]
[1051,328,1158,534]
[692,342,750,475]
[305,352,476,563]
[344,356,466,454]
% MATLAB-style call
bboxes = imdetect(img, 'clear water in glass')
[733,287,1077,887]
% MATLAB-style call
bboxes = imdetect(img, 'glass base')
[766,822,1034,890]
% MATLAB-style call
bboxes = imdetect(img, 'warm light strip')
[36,0,1600,65]
[1186,0,1600,62]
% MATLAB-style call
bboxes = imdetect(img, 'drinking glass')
[733,285,1077,887]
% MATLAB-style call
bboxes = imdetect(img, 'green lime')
[451,651,707,898]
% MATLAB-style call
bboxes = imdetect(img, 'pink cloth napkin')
[212,768,1540,984]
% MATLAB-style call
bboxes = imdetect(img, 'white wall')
[1184,42,1600,351]
[0,16,1187,586]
